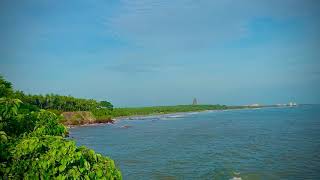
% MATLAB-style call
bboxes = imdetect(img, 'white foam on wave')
[229,171,241,180]
[233,171,240,175]
[229,177,242,180]
[188,112,200,115]
[160,116,183,120]
[158,113,188,120]
[168,115,185,118]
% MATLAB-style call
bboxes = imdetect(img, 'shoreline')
[68,106,273,128]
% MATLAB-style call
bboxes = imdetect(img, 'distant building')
[192,98,198,105]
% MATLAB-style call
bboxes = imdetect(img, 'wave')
[230,177,242,180]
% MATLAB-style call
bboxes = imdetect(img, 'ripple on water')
[70,105,320,180]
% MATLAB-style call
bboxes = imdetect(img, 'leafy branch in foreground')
[0,75,122,179]
[6,135,121,179]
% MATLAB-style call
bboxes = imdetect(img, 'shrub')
[3,136,121,179]
[0,76,122,179]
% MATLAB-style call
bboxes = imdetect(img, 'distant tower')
[192,98,198,105]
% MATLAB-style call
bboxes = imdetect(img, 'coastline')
[67,106,269,128]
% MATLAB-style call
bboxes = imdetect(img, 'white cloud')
[104,0,319,51]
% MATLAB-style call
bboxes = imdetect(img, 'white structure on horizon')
[288,102,297,107]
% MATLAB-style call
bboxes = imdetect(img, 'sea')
[69,105,320,180]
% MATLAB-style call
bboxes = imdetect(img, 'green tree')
[99,101,113,110]
[0,76,13,98]
[0,76,122,179]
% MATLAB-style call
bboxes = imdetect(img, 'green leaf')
[59,165,66,172]
[96,169,103,177]
[84,161,90,170]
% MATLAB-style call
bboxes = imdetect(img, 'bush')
[0,76,122,179]
[0,109,122,179]
[3,136,121,179]
[91,109,112,120]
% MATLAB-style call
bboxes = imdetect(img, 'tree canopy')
[0,75,122,179]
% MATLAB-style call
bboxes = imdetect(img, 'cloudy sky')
[0,0,319,107]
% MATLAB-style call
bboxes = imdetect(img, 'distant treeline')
[1,76,234,124]
[5,83,229,123]
[91,104,228,120]
[114,104,227,116]
[12,91,113,113]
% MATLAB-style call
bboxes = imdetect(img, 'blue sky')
[0,0,319,107]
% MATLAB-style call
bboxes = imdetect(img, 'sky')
[0,0,320,107]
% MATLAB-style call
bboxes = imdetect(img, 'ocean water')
[69,105,320,180]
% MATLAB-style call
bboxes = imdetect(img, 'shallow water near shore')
[70,105,320,180]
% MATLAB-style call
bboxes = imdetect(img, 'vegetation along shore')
[0,75,268,179]
[0,76,122,179]
[1,75,268,127]
[10,92,260,126]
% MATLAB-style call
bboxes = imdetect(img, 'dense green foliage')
[99,101,113,110]
[6,135,121,179]
[91,109,113,120]
[0,76,121,179]
[14,91,113,112]
[0,77,13,97]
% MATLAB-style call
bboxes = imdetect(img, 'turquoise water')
[70,105,320,179]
